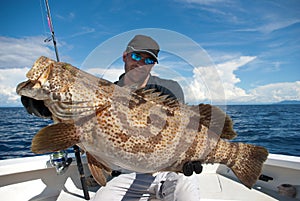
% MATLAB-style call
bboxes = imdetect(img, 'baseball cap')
[126,35,160,62]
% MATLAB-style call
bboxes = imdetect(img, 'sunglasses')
[130,52,156,65]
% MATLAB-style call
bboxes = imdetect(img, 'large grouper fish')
[16,56,268,188]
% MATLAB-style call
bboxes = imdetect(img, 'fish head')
[16,56,115,120]
[16,56,55,100]
[26,56,55,82]
[16,56,86,102]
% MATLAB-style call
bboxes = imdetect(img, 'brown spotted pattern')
[22,57,211,171]
[17,57,268,188]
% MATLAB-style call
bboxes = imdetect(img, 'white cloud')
[0,52,299,107]
[55,12,75,21]
[0,68,28,107]
[70,26,96,38]
[257,19,300,34]
[0,36,54,68]
[237,19,300,34]
[0,36,56,106]
[183,56,256,103]
[87,67,124,82]
[250,81,300,103]
[183,55,300,104]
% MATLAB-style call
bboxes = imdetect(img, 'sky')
[0,0,299,107]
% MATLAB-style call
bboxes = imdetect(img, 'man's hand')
[182,161,203,176]
[21,96,52,118]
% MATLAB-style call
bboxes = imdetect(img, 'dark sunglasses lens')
[131,52,155,64]
[131,53,141,61]
[145,58,155,65]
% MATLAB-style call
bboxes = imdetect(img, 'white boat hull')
[0,154,299,201]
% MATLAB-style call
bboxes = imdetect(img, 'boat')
[2,1,298,200]
[0,153,299,201]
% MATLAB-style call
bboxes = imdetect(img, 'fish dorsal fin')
[86,152,112,186]
[31,123,80,154]
[132,88,180,108]
[197,104,237,139]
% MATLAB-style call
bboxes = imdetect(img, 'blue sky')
[0,0,299,106]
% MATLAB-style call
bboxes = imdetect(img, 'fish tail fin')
[31,123,81,154]
[230,143,268,188]
[205,140,268,188]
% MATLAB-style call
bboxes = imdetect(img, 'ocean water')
[0,105,299,160]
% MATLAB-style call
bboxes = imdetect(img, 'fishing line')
[39,0,48,38]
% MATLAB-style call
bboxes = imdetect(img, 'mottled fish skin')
[17,56,268,188]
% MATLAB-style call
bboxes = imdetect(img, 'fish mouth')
[16,80,34,96]
[16,80,49,100]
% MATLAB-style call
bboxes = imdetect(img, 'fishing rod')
[44,0,59,62]
[43,0,90,199]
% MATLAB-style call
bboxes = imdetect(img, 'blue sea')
[0,105,299,160]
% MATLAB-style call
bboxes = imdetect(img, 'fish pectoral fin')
[31,123,80,154]
[86,152,112,186]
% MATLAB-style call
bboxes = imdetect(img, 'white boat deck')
[0,154,299,201]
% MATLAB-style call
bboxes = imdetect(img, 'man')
[20,35,202,200]
[91,35,201,201]
[115,35,184,103]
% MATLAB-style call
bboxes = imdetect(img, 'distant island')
[274,100,300,105]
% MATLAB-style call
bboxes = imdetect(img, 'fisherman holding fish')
[92,35,202,200]
[19,34,202,200]
[17,34,268,200]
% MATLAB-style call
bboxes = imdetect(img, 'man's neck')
[123,74,150,89]
[139,74,150,88]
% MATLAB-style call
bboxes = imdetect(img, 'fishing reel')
[50,150,72,175]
